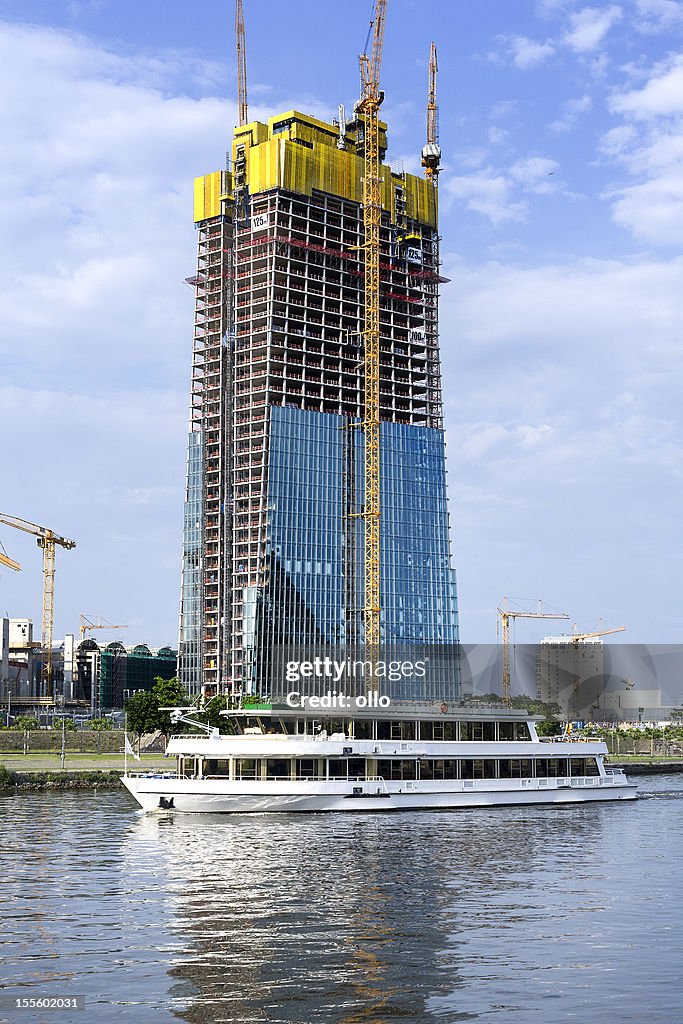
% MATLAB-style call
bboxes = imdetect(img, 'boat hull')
[121,775,637,814]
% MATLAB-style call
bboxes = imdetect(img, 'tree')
[125,691,159,742]
[152,677,188,740]
[12,715,39,731]
[90,717,112,732]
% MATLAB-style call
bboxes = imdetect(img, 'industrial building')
[0,618,176,719]
[178,22,459,698]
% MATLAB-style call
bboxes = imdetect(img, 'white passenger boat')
[122,702,636,813]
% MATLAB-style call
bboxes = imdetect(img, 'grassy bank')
[0,767,124,791]
[0,752,168,772]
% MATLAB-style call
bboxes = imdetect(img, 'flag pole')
[124,712,128,777]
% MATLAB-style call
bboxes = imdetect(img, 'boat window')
[235,758,259,779]
[376,720,391,740]
[376,759,417,780]
[498,722,515,741]
[420,721,439,740]
[348,758,366,779]
[475,758,496,778]
[244,717,264,733]
[319,718,345,736]
[204,759,230,778]
[536,758,568,778]
[570,757,598,776]
[389,720,416,740]
[266,758,291,780]
[514,722,530,740]
[418,759,458,780]
[280,718,297,734]
[499,758,532,778]
[443,721,457,741]
[296,758,318,778]
[328,759,348,779]
[263,719,286,735]
[352,719,374,740]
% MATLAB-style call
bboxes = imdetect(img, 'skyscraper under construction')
[178,29,458,698]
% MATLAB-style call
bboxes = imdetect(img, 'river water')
[1,773,681,1024]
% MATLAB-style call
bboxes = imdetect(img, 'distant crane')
[0,514,76,699]
[567,624,626,719]
[422,41,441,181]
[356,0,387,693]
[79,614,128,644]
[235,0,248,126]
[497,597,570,707]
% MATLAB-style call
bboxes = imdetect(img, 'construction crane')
[566,624,626,719]
[0,514,76,699]
[79,614,128,643]
[235,0,248,126]
[356,0,387,694]
[497,597,570,707]
[422,41,441,181]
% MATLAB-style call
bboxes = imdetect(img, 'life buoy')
[440,702,448,714]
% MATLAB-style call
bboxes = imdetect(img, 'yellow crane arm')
[569,626,626,642]
[0,551,21,571]
[0,513,76,550]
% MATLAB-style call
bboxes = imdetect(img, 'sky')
[0,0,681,649]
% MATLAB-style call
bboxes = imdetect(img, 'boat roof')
[222,701,537,722]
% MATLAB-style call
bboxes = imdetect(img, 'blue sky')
[0,0,681,649]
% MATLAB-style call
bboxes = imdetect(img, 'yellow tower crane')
[567,624,626,719]
[79,614,129,644]
[356,0,387,694]
[235,0,248,127]
[497,597,570,707]
[0,514,76,699]
[422,41,441,181]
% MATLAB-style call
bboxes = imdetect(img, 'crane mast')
[0,514,76,700]
[357,0,387,694]
[497,598,570,707]
[568,625,626,719]
[235,0,248,126]
[422,41,441,180]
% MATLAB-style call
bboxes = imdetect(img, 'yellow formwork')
[193,171,224,222]
[194,110,436,228]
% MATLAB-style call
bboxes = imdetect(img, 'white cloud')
[0,21,323,639]
[440,255,683,639]
[610,54,683,117]
[565,5,622,51]
[488,126,509,145]
[444,155,560,223]
[445,170,528,224]
[603,55,683,243]
[548,93,592,132]
[504,34,556,69]
[634,0,683,33]
[509,156,560,186]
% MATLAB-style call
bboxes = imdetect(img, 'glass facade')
[248,406,458,699]
[178,430,203,690]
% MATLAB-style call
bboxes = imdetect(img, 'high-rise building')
[178,108,458,698]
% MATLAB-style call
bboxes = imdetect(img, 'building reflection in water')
[127,806,601,1024]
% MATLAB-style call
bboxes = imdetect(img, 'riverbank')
[0,752,168,790]
[611,760,683,774]
[0,767,124,791]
